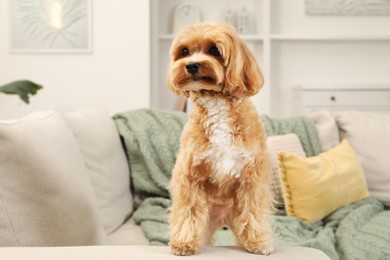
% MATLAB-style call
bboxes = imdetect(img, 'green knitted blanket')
[113,109,321,199]
[114,108,187,198]
[113,108,390,260]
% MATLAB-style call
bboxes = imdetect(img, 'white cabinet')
[294,85,390,115]
[150,0,390,117]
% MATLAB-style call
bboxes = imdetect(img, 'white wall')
[0,0,150,119]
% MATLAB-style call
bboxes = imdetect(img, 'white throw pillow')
[63,110,133,234]
[308,110,340,151]
[335,111,390,197]
[266,134,306,206]
[0,111,106,246]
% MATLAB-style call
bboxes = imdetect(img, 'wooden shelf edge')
[158,34,264,41]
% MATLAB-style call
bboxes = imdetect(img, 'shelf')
[152,0,390,116]
[160,34,390,42]
[271,34,390,42]
[241,35,264,42]
[157,27,390,42]
[158,34,174,41]
[158,34,264,42]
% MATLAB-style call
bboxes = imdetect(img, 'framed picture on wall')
[305,0,390,16]
[9,0,93,53]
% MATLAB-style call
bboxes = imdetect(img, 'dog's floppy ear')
[240,42,264,96]
[167,77,190,98]
[166,37,191,98]
[224,35,264,97]
[166,59,190,98]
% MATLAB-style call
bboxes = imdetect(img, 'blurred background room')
[1,0,390,119]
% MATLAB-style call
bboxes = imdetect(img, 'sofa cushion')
[278,139,369,223]
[335,111,390,197]
[308,110,340,151]
[107,218,149,245]
[63,109,133,234]
[266,134,306,207]
[0,111,106,246]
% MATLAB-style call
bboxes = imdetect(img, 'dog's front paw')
[169,240,199,256]
[244,240,274,256]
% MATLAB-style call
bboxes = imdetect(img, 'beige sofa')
[4,108,389,259]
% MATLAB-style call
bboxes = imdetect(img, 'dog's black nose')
[186,62,200,75]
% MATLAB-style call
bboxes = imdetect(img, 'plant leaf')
[0,80,43,104]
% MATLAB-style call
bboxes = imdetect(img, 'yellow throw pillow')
[278,139,369,223]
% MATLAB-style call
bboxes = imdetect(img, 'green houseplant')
[0,80,42,104]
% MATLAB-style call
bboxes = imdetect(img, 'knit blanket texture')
[113,108,390,260]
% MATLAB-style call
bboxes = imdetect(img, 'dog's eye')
[208,46,221,57]
[182,48,190,57]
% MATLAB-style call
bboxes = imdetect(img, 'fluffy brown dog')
[167,23,273,256]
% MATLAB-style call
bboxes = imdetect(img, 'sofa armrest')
[0,246,331,259]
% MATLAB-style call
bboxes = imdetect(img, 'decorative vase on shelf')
[237,6,250,34]
[224,7,236,28]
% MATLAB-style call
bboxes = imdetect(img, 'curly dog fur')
[167,23,274,256]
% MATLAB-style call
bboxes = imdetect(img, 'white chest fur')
[197,96,250,182]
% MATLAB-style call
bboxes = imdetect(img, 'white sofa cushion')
[308,110,340,151]
[335,111,390,197]
[0,111,106,246]
[63,110,133,234]
[266,134,306,206]
[107,218,149,245]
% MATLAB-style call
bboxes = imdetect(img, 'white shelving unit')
[150,0,390,117]
[158,34,265,41]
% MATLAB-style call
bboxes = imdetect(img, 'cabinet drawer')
[302,90,390,107]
